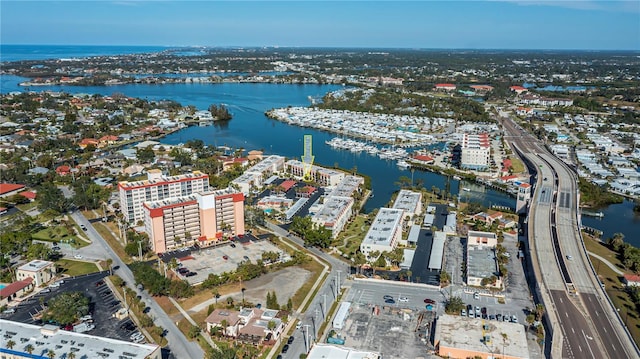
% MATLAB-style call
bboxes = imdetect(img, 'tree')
[535,304,545,321]
[43,291,90,326]
[67,352,76,359]
[212,288,221,305]
[444,296,465,314]
[188,325,201,339]
[5,339,15,350]
[136,145,155,163]
[608,233,625,252]
[25,344,34,354]
[220,319,229,337]
[267,320,276,331]
[38,182,70,213]
[209,104,232,121]
[47,349,56,359]
[26,242,52,260]
[440,270,451,286]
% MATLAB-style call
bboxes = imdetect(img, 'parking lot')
[0,271,145,344]
[166,237,282,284]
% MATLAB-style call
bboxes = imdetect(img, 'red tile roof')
[19,191,37,200]
[414,155,434,162]
[0,183,26,195]
[624,274,640,283]
[279,180,297,192]
[435,83,456,88]
[0,277,33,298]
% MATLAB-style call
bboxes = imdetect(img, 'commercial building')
[467,231,498,247]
[118,170,209,223]
[231,155,285,195]
[0,319,161,359]
[360,208,404,260]
[312,196,354,238]
[392,190,422,219]
[307,344,380,359]
[434,314,529,359]
[460,133,491,170]
[143,188,244,253]
[466,245,502,288]
[286,160,345,187]
[16,260,56,287]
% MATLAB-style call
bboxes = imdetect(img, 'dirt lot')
[187,266,311,313]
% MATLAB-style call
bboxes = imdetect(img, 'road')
[264,222,350,359]
[501,115,637,359]
[71,211,204,359]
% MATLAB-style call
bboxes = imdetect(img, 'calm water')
[581,200,640,246]
[0,44,170,62]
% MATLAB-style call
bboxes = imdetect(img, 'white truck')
[73,322,95,333]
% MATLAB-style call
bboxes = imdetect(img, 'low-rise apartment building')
[312,196,354,238]
[392,189,422,220]
[286,160,345,187]
[231,155,286,195]
[360,208,404,260]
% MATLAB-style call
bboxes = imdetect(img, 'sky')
[1,1,639,50]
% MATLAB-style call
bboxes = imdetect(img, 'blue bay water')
[0,44,169,62]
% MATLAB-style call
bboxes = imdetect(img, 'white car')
[74,254,83,259]
[398,297,409,303]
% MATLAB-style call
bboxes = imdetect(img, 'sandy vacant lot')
[188,266,311,313]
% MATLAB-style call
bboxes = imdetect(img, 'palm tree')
[5,339,15,350]
[212,288,220,305]
[25,344,34,354]
[47,349,56,359]
[535,304,545,321]
[220,319,229,337]
[241,287,246,305]
[106,258,113,275]
[67,351,76,359]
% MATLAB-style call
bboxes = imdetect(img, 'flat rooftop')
[361,208,403,247]
[467,245,497,279]
[313,196,353,225]
[0,319,160,359]
[119,170,206,189]
[435,314,529,359]
[392,190,421,214]
[330,175,364,197]
[307,343,380,359]
[18,260,54,272]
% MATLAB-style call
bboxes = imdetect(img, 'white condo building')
[392,190,422,219]
[231,155,285,195]
[311,196,354,238]
[360,208,404,259]
[118,169,209,223]
[461,133,491,170]
[286,160,345,187]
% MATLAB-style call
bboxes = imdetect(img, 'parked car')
[384,298,395,304]
[461,309,467,317]
[398,296,409,303]
[287,336,295,344]
[383,295,393,300]
[282,344,289,353]
[423,298,436,304]
[230,243,236,248]
[473,292,480,300]
[186,272,197,277]
[223,255,229,260]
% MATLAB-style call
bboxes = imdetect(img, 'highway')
[71,211,204,359]
[500,115,637,359]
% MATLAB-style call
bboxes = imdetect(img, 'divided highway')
[501,116,638,359]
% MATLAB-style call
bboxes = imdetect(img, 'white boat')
[453,175,462,180]
[397,160,411,169]
[462,187,471,192]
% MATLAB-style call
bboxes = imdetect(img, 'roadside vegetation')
[578,177,624,208]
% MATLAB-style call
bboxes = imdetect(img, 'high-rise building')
[460,133,491,170]
[143,188,244,253]
[118,170,209,223]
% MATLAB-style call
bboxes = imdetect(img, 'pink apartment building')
[143,188,245,253]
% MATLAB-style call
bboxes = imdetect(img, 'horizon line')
[2,44,640,52]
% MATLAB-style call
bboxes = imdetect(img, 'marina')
[267,106,452,146]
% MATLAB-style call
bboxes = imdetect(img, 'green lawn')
[33,227,79,244]
[336,214,368,256]
[56,259,100,276]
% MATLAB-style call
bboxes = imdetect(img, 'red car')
[424,298,436,304]
[223,255,229,260]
